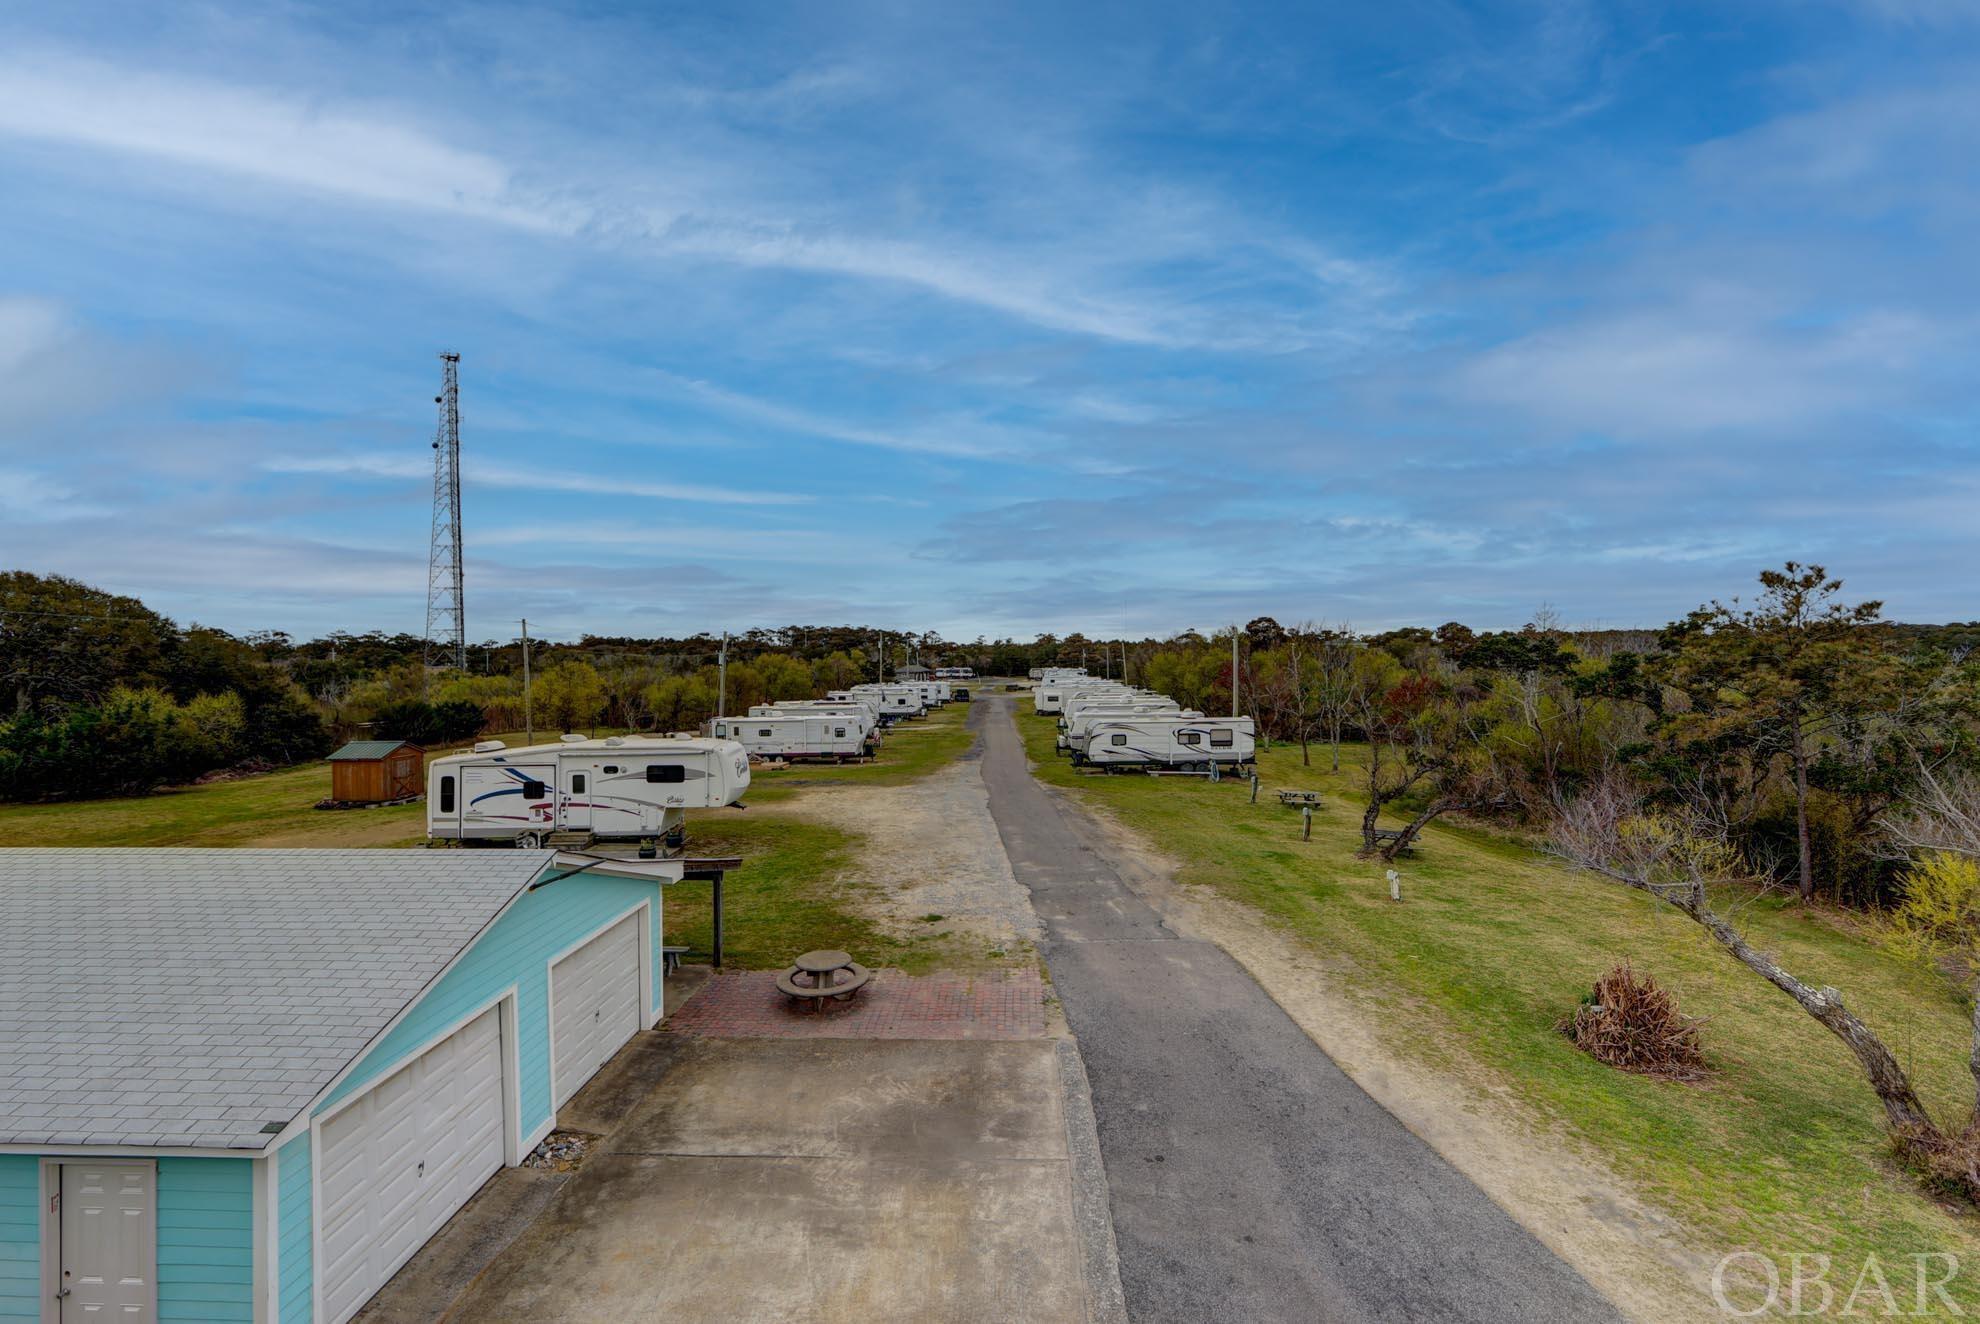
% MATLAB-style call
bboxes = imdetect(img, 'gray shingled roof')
[328,739,418,760]
[0,848,554,1151]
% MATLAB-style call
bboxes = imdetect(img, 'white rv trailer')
[1077,716,1256,770]
[1059,703,1190,751]
[850,684,927,719]
[819,691,885,720]
[750,701,878,737]
[713,714,873,762]
[427,733,750,846]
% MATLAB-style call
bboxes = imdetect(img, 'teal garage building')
[0,847,684,1324]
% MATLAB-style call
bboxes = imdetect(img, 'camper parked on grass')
[1076,716,1256,770]
[427,733,749,847]
[713,714,873,762]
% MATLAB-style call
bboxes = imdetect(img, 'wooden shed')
[327,739,424,804]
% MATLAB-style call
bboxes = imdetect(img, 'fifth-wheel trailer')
[427,733,749,847]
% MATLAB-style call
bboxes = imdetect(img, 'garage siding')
[278,1135,312,1324]
[156,1158,254,1323]
[277,873,661,1323]
[0,1155,34,1324]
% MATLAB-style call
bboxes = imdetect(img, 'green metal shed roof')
[328,739,419,761]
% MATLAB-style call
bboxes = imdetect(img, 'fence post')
[1302,805,1312,841]
[1250,773,1259,804]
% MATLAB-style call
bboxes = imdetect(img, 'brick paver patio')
[666,967,1047,1040]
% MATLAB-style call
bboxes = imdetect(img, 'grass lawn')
[668,702,987,972]
[1021,714,1980,1308]
[0,709,985,976]
[738,701,977,803]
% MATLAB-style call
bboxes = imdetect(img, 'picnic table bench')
[1278,790,1322,807]
[1366,827,1415,855]
[777,949,873,1010]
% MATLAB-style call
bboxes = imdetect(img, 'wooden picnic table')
[1278,789,1322,807]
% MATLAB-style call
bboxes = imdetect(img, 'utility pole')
[423,352,466,688]
[520,618,533,746]
[721,632,733,714]
[1231,628,1240,718]
[875,632,884,683]
[1121,641,1129,684]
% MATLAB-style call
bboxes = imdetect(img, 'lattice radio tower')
[424,352,466,676]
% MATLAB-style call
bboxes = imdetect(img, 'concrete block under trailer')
[714,714,875,762]
[427,735,750,846]
[1077,717,1257,770]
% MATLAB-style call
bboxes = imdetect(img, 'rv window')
[603,765,619,774]
[521,779,546,798]
[1111,733,1128,746]
[1210,730,1235,747]
[759,728,773,737]
[571,774,587,793]
[439,775,455,812]
[646,764,686,784]
[835,727,846,738]
[1178,732,1202,746]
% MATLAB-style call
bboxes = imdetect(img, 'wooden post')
[1302,805,1312,841]
[1250,773,1259,804]
[713,872,724,969]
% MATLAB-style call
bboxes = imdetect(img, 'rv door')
[563,763,593,832]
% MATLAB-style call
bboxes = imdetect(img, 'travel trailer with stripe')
[1059,702,1191,752]
[1075,716,1256,770]
[750,700,879,737]
[426,734,750,847]
[849,683,927,720]
[715,712,875,761]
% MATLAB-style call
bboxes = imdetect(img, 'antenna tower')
[424,352,466,675]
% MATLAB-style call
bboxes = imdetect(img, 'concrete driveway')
[439,1035,1109,1323]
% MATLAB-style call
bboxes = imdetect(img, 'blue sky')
[0,1,1974,643]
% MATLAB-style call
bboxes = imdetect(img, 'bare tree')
[1883,748,1980,862]
[1551,777,1945,1140]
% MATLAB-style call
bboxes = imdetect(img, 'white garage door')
[316,1005,506,1324]
[552,912,643,1108]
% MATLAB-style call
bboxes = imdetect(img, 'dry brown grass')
[1562,962,1711,1081]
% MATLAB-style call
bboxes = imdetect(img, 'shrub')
[1562,962,1709,1081]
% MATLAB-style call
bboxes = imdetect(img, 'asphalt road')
[974,696,1623,1324]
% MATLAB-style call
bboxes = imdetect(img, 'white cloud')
[262,453,812,506]
[1454,306,1934,435]
[0,54,578,232]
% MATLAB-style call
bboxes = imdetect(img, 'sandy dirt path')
[773,752,1043,958]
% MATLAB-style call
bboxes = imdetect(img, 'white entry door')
[551,912,644,1108]
[316,1005,507,1324]
[59,1160,155,1322]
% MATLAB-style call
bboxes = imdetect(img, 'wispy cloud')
[262,453,812,506]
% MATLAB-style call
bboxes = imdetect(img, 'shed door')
[317,1006,506,1324]
[59,1160,155,1322]
[551,913,643,1108]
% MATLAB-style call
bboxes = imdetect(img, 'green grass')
[669,703,990,972]
[0,757,427,846]
[0,712,987,976]
[664,812,986,975]
[1022,716,1980,1306]
[739,702,977,804]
